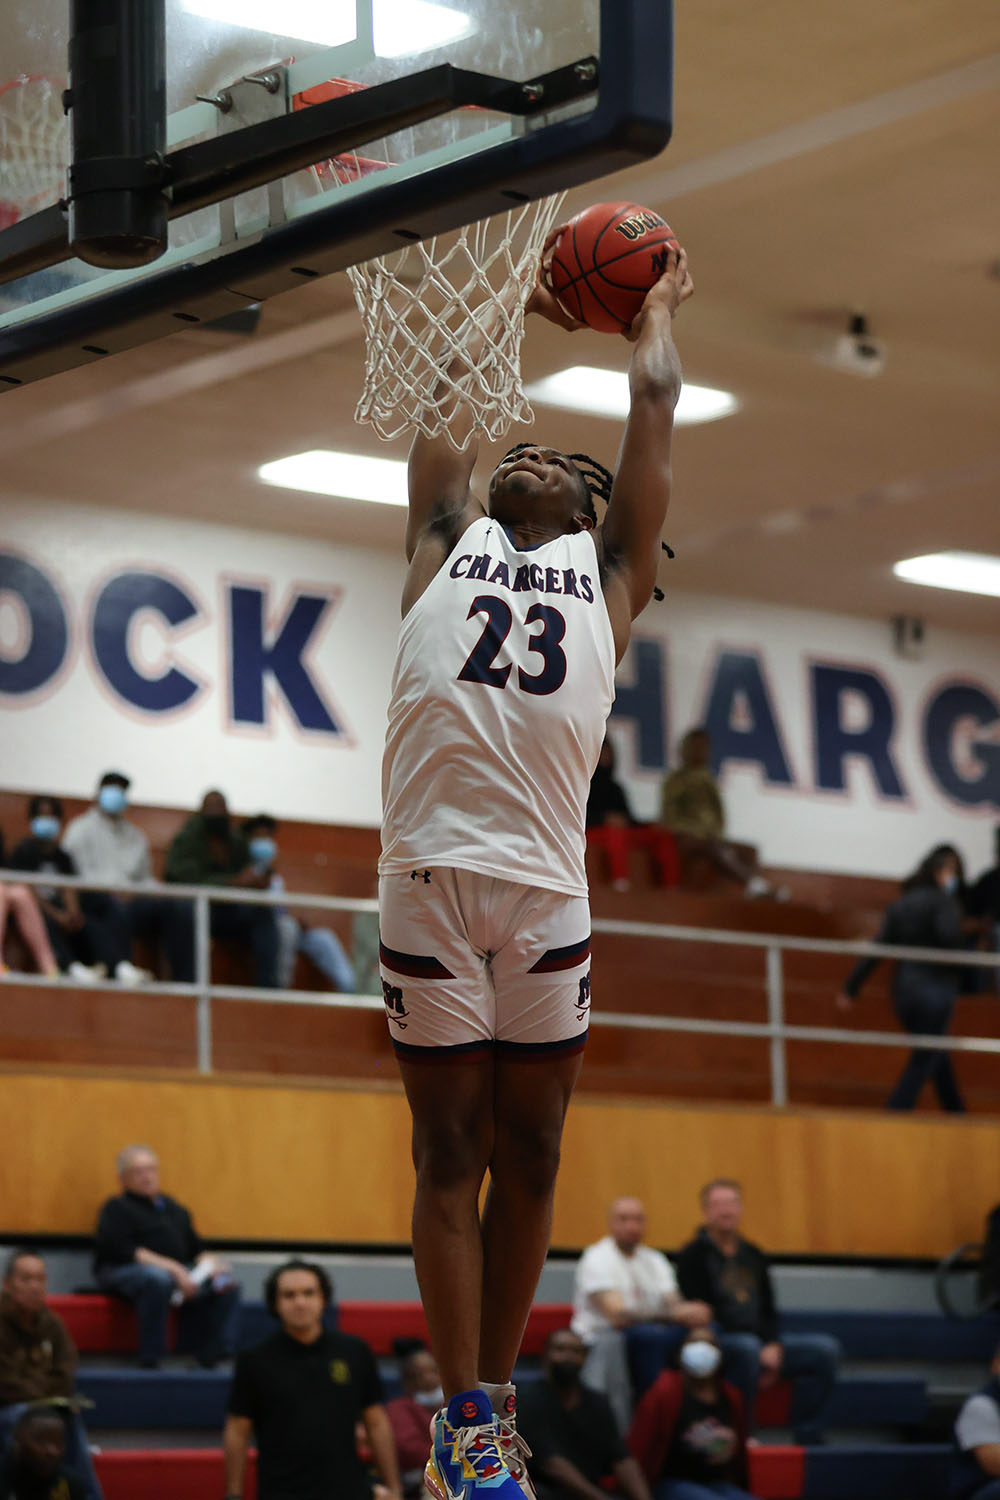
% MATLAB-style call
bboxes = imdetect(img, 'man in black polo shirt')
[224,1258,403,1500]
[93,1143,240,1368]
[675,1178,840,1443]
[517,1329,651,1500]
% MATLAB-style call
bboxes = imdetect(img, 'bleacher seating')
[3,787,998,1111]
[88,1441,954,1500]
[41,1285,993,1500]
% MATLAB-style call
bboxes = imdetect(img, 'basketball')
[547,202,680,334]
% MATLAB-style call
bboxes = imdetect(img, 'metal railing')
[2,867,998,1104]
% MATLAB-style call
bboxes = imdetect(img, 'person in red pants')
[586,738,679,893]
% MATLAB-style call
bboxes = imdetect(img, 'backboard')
[0,0,672,389]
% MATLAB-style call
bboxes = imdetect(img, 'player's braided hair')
[502,442,673,600]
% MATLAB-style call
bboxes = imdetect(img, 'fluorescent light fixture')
[892,551,1000,599]
[259,450,408,505]
[181,0,472,54]
[375,2,473,57]
[525,367,738,426]
[181,0,357,46]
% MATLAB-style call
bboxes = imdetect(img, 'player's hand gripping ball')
[545,202,680,334]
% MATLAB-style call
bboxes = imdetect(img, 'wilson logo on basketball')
[613,210,663,241]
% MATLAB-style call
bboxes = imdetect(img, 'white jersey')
[380,516,616,897]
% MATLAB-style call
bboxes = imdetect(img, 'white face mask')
[680,1340,723,1379]
[415,1386,445,1409]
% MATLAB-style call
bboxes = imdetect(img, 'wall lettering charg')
[1,499,997,876]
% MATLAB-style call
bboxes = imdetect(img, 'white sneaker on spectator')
[744,875,772,900]
[115,960,152,985]
[68,961,104,984]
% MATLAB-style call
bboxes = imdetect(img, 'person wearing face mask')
[163,790,279,988]
[837,842,973,1112]
[515,1330,652,1500]
[61,772,158,985]
[385,1348,445,1497]
[243,815,357,993]
[629,1328,753,1500]
[9,796,104,984]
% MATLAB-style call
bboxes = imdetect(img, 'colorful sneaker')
[424,1390,523,1499]
[490,1387,535,1499]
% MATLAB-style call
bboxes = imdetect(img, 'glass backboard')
[0,0,672,388]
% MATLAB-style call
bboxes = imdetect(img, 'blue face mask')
[942,872,959,894]
[98,784,128,815]
[249,836,277,867]
[31,815,61,842]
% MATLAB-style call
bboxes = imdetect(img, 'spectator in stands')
[629,1324,753,1500]
[164,791,279,988]
[967,827,1000,994]
[517,1328,652,1500]
[0,1250,103,1499]
[659,730,783,900]
[572,1198,713,1434]
[243,815,356,992]
[0,883,59,981]
[385,1348,442,1497]
[952,1340,1000,1500]
[0,1407,87,1500]
[0,826,60,980]
[61,771,158,985]
[587,739,680,893]
[93,1144,240,1370]
[675,1180,840,1444]
[8,798,104,984]
[223,1258,402,1500]
[836,843,970,1111]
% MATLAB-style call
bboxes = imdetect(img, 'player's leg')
[397,1052,495,1398]
[378,872,502,1400]
[479,1049,583,1382]
[481,884,591,1491]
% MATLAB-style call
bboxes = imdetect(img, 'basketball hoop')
[346,194,566,450]
[0,74,68,227]
[296,77,564,451]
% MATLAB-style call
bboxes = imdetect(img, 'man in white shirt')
[62,771,156,984]
[571,1197,710,1433]
[951,1343,1000,1500]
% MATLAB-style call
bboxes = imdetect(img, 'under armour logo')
[410,869,431,883]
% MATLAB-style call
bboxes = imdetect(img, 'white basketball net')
[0,75,68,227]
[346,192,567,451]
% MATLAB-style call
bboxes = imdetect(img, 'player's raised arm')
[405,384,482,562]
[601,247,694,617]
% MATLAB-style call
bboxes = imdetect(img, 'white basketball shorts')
[378,867,591,1061]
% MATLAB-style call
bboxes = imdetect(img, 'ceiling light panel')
[525,367,738,426]
[892,552,1000,599]
[259,450,408,505]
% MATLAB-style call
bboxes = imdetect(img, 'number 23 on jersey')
[457,594,567,696]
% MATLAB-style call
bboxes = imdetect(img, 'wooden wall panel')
[0,1069,995,1258]
[1,974,998,1111]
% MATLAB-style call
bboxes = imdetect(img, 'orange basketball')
[548,202,679,334]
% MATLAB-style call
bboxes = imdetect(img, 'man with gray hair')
[571,1197,710,1433]
[93,1144,240,1368]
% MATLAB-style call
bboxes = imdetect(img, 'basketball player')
[378,243,693,1499]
